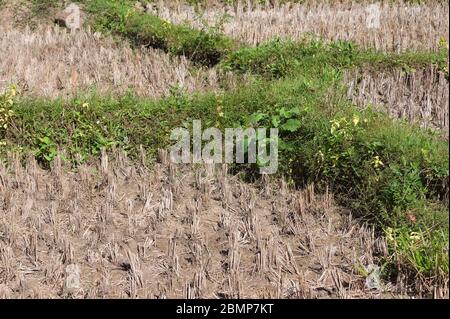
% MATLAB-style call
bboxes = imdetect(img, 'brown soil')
[0,150,396,298]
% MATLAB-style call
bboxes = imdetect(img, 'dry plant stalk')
[0,150,444,299]
[0,26,237,98]
[151,0,449,51]
[345,65,449,134]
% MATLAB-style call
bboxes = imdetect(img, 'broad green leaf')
[281,119,301,132]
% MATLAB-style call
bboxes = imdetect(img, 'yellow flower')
[125,9,133,19]
[330,119,340,134]
[162,19,171,28]
[409,232,422,244]
[82,102,89,109]
[216,105,224,117]
[352,115,360,126]
[372,156,384,169]
[439,37,449,50]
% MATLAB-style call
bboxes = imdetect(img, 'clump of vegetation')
[84,0,449,75]
[86,0,237,66]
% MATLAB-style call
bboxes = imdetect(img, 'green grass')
[221,38,449,79]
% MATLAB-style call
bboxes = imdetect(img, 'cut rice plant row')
[0,0,448,297]
[0,25,243,99]
[0,150,405,298]
[344,65,449,133]
[151,0,449,51]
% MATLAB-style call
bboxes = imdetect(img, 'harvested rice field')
[0,0,448,300]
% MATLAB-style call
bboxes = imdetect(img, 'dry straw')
[2,150,435,298]
[344,65,449,134]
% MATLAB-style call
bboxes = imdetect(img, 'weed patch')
[85,0,237,66]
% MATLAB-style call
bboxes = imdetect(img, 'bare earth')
[0,150,394,298]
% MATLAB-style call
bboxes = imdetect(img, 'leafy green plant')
[221,37,448,79]
[386,222,449,277]
[0,86,16,152]
[34,136,58,164]
[0,86,15,134]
